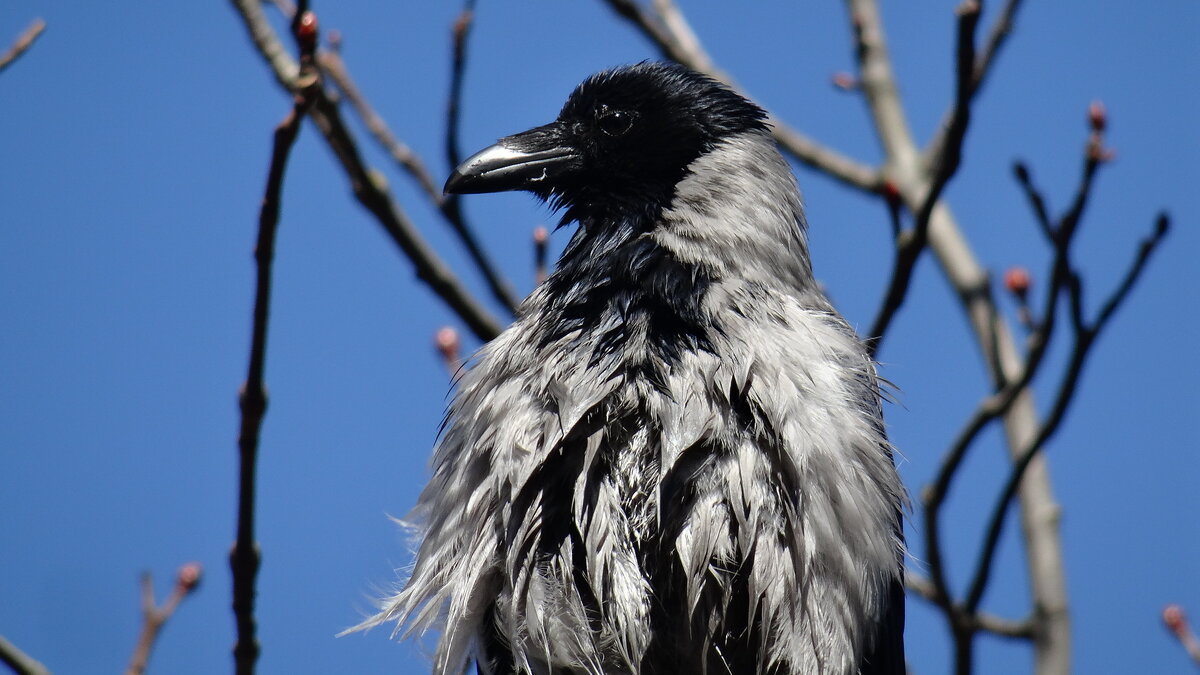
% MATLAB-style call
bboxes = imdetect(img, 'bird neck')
[542,131,817,315]
[526,132,822,375]
[649,130,816,291]
[535,218,713,371]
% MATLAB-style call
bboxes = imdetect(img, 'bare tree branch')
[965,211,1168,613]
[439,0,521,312]
[906,572,1035,640]
[922,108,1160,671]
[1012,163,1054,240]
[603,0,880,191]
[307,92,503,339]
[866,0,981,353]
[228,0,503,341]
[1092,212,1169,329]
[845,0,920,170]
[0,19,45,75]
[0,635,50,675]
[980,242,1069,675]
[232,0,299,90]
[232,7,320,674]
[1057,129,1107,247]
[125,564,203,675]
[445,0,477,171]
[317,46,520,314]
[316,50,442,212]
[925,0,1027,169]
[921,162,1080,629]
[265,0,519,315]
[971,0,1024,95]
[604,0,727,84]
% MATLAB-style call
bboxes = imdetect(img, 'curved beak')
[444,123,579,195]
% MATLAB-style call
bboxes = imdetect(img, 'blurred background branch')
[125,564,203,675]
[0,636,50,675]
[0,19,45,75]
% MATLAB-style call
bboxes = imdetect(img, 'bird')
[360,62,907,675]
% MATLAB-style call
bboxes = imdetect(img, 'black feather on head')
[506,62,769,224]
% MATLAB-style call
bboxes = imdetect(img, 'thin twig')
[0,635,51,675]
[846,0,921,167]
[1092,213,1169,329]
[317,48,519,313]
[924,0,981,212]
[939,129,1113,594]
[1164,605,1200,667]
[228,0,503,341]
[906,572,1034,639]
[316,50,442,203]
[922,164,1072,622]
[964,212,1168,613]
[440,0,520,312]
[925,0,1026,167]
[650,0,716,73]
[971,0,1024,94]
[0,18,46,75]
[603,0,879,191]
[963,333,1089,614]
[266,0,519,315]
[308,93,503,339]
[232,0,299,90]
[1012,163,1054,241]
[1058,148,1105,248]
[445,0,477,171]
[232,7,319,674]
[971,611,1036,641]
[866,0,981,354]
[125,564,203,675]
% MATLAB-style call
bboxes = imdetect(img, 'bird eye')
[596,108,635,137]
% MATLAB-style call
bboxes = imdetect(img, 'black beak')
[444,122,579,195]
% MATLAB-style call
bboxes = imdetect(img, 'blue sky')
[1,2,1196,674]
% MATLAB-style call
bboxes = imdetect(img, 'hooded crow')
[363,62,906,675]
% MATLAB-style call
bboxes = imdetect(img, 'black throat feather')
[537,209,717,387]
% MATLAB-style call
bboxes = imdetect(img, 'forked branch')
[866,0,981,353]
[965,210,1167,613]
[126,564,203,675]
[228,0,503,341]
[232,7,320,674]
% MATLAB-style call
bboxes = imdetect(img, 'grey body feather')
[358,64,906,675]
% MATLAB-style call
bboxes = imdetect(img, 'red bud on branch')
[176,562,203,594]
[831,72,858,91]
[435,326,461,373]
[1004,267,1031,302]
[1088,100,1107,133]
[1164,605,1187,636]
[295,11,318,53]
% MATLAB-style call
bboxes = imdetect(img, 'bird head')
[445,62,769,224]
